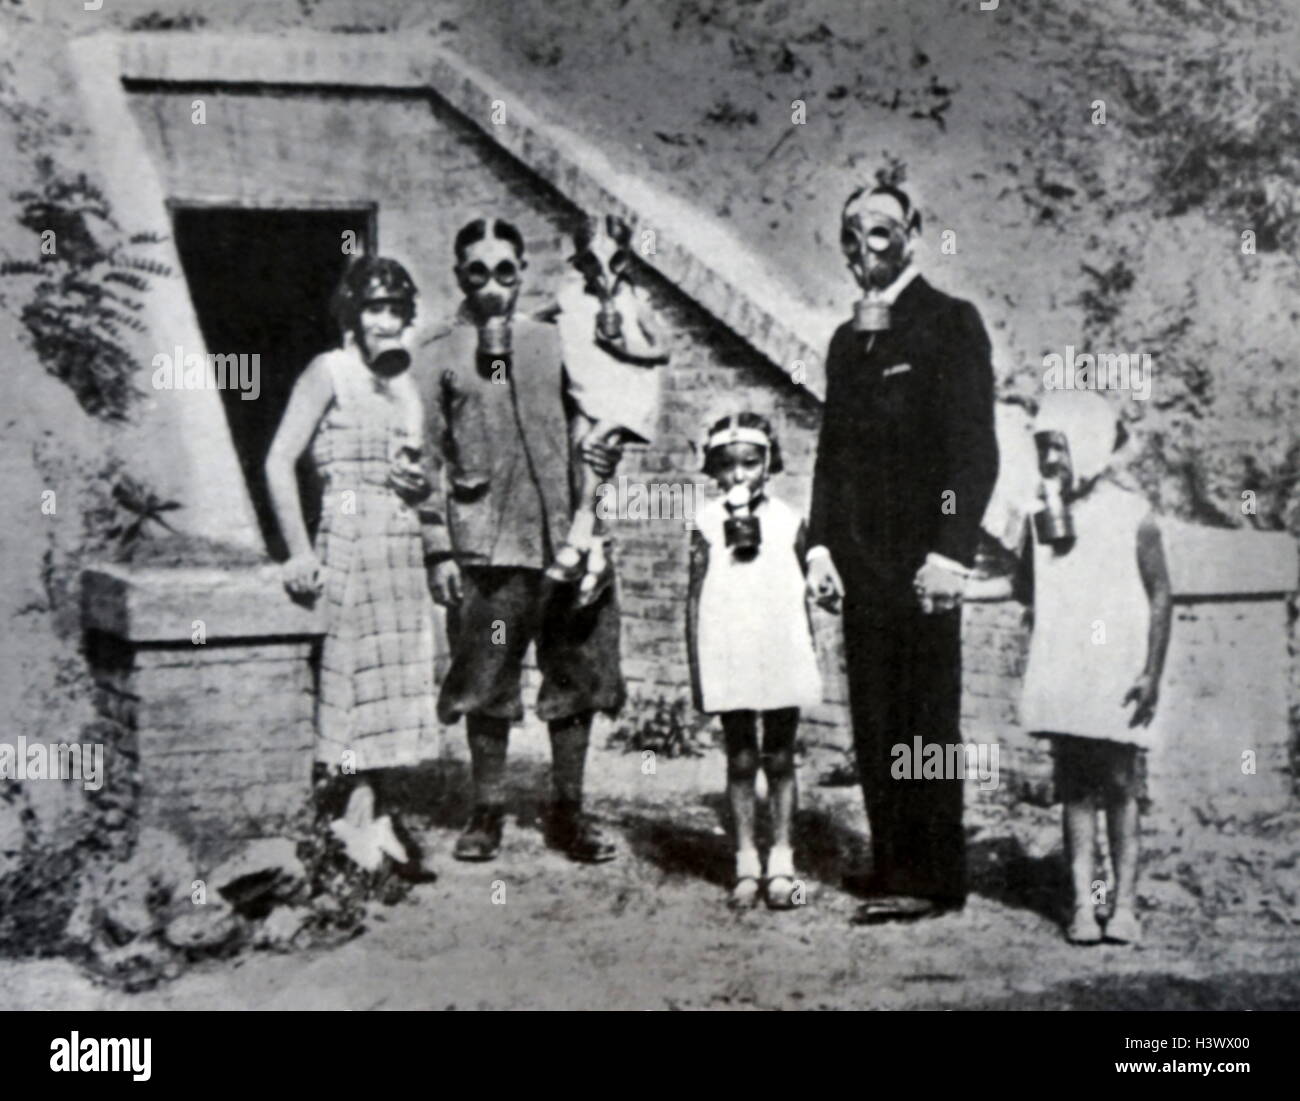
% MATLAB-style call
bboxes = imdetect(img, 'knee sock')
[467,715,510,808]
[548,713,592,806]
[767,844,795,879]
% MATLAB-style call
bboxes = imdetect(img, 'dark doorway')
[172,205,375,559]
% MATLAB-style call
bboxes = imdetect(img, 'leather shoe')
[851,895,945,925]
[453,805,505,862]
[841,870,887,896]
[546,804,617,863]
[388,814,439,883]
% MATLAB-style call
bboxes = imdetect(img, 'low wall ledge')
[82,563,326,643]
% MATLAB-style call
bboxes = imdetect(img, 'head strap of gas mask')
[842,184,922,241]
[570,214,634,299]
[704,423,773,484]
[705,421,771,558]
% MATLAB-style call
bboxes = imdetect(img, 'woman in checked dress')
[265,257,439,876]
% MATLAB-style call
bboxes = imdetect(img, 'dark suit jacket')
[807,275,998,602]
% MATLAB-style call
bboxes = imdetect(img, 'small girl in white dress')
[971,390,1173,946]
[686,413,822,909]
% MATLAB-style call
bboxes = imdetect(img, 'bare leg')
[762,709,802,909]
[1104,747,1142,943]
[722,711,759,855]
[1063,794,1103,943]
[721,711,760,905]
[761,708,799,852]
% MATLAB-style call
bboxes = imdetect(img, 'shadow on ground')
[937,969,1300,1011]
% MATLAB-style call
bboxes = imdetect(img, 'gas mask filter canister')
[1034,475,1075,549]
[723,483,762,559]
[477,314,512,360]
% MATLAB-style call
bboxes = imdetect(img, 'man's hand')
[580,435,622,479]
[1123,673,1159,728]
[912,559,965,614]
[430,559,463,607]
[806,554,844,613]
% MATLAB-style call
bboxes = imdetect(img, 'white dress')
[696,494,823,713]
[556,277,661,443]
[1020,482,1155,747]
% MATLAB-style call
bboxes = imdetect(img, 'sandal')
[730,850,762,910]
[545,543,586,584]
[1066,905,1104,945]
[574,566,613,609]
[574,540,613,609]
[729,876,761,910]
[764,846,802,911]
[1103,906,1141,946]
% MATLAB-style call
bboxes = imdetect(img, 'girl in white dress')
[972,390,1172,945]
[686,413,822,909]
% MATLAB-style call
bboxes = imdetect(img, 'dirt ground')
[4,735,1297,1011]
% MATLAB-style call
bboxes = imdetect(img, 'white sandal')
[729,850,762,910]
[764,846,801,911]
[1104,906,1141,945]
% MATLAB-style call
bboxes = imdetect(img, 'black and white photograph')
[0,0,1297,1041]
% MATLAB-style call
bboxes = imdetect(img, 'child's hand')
[912,558,965,614]
[807,554,844,613]
[1122,673,1159,727]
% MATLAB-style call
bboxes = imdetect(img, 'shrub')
[608,693,711,759]
[1,157,171,420]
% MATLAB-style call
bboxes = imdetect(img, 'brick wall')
[83,566,321,855]
[118,74,1297,821]
[126,86,582,331]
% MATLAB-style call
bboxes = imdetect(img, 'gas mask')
[1033,430,1076,549]
[705,423,772,559]
[571,215,634,344]
[356,302,412,377]
[841,189,918,332]
[456,238,525,360]
[723,483,762,559]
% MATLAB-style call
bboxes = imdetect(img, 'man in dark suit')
[806,183,998,922]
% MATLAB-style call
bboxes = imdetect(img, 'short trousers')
[1043,733,1145,802]
[437,566,625,724]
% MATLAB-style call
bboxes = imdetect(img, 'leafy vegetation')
[1,157,171,420]
[609,694,712,759]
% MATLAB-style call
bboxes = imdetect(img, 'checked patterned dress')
[310,345,439,771]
